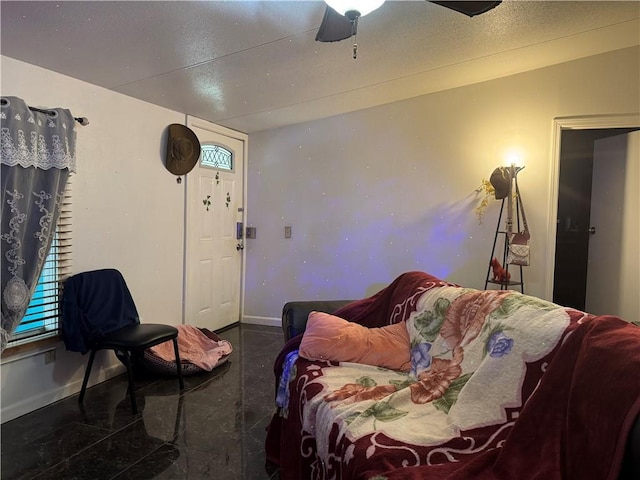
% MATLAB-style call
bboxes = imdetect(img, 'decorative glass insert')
[201,144,233,171]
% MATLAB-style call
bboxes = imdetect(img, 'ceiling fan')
[316,0,502,45]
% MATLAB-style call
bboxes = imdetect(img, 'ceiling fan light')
[324,0,385,18]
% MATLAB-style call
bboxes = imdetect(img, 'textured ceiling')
[1,1,639,133]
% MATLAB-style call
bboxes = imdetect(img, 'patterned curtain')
[1,96,77,352]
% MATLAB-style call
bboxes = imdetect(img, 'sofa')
[265,271,640,480]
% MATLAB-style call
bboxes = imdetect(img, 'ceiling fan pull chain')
[351,16,358,59]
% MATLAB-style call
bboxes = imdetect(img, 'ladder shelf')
[484,195,525,293]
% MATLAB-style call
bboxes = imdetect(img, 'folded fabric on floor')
[148,324,232,371]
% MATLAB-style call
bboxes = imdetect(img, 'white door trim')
[184,116,249,326]
[545,113,640,301]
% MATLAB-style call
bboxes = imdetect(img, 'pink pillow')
[299,311,411,371]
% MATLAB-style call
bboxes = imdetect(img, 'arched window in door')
[200,144,233,171]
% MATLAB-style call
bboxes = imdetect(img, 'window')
[7,179,72,347]
[200,144,233,171]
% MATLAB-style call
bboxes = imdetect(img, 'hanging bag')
[507,182,531,266]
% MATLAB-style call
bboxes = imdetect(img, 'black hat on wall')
[165,124,201,176]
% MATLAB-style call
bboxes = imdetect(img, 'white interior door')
[585,131,639,319]
[185,116,246,331]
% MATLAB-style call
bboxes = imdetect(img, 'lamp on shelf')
[484,161,530,292]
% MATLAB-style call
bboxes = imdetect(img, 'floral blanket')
[265,272,640,480]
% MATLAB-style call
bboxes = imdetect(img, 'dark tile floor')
[1,324,284,480]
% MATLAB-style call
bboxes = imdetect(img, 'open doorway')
[553,128,638,310]
[552,122,639,317]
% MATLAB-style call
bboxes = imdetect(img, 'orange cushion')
[299,311,411,371]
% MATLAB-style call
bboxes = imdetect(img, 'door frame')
[544,113,640,301]
[183,115,248,326]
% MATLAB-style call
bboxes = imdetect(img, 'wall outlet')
[284,226,292,239]
[44,350,56,365]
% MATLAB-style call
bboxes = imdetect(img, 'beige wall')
[244,46,640,321]
[1,56,186,421]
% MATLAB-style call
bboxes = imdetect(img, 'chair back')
[61,269,140,354]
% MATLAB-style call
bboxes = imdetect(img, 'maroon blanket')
[265,272,640,480]
[266,271,451,473]
[333,271,455,327]
[268,271,453,400]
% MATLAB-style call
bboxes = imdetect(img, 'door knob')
[588,226,596,235]
[236,242,244,251]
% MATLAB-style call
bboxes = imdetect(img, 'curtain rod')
[27,106,89,126]
[0,97,89,125]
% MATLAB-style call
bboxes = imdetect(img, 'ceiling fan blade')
[315,5,355,43]
[430,1,501,17]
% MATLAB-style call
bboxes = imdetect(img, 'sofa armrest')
[282,300,355,341]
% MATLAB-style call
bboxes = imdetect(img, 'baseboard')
[242,315,281,328]
[1,363,124,423]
